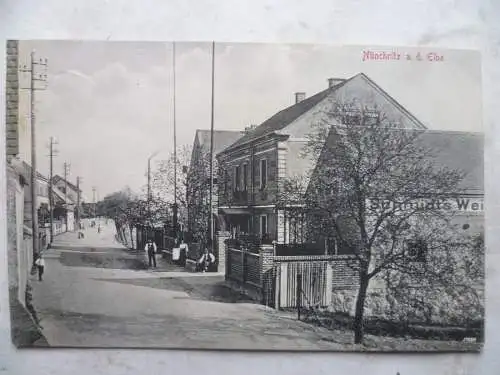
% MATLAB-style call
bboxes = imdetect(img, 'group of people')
[78,220,102,239]
[144,238,216,272]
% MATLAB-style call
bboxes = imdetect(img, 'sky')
[17,41,482,199]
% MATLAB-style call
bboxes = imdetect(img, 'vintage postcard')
[6,41,483,351]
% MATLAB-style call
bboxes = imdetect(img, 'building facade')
[6,40,36,318]
[52,175,81,230]
[217,73,427,247]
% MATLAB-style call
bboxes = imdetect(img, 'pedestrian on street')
[35,254,45,281]
[144,239,157,268]
[197,248,215,272]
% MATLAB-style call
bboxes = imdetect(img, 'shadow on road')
[59,252,148,270]
[51,244,131,252]
[99,276,256,304]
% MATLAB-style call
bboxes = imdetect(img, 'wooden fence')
[226,248,261,287]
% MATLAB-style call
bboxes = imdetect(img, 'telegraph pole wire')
[19,50,48,258]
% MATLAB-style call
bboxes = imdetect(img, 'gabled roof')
[52,175,80,192]
[317,128,483,194]
[223,73,427,153]
[52,185,75,205]
[413,130,483,193]
[195,129,244,155]
[226,80,348,151]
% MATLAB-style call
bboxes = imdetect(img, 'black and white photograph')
[6,40,484,351]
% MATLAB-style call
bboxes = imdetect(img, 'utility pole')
[172,41,178,239]
[208,41,215,248]
[63,162,71,231]
[76,176,81,230]
[48,136,58,243]
[19,50,48,258]
[147,151,159,224]
[92,186,96,219]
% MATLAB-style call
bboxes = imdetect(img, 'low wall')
[330,282,484,326]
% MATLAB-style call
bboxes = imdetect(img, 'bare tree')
[303,99,481,343]
[151,144,215,243]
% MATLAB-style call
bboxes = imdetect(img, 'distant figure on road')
[145,239,157,268]
[35,254,45,281]
[97,225,101,233]
[197,248,215,272]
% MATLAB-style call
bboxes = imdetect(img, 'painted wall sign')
[367,197,484,213]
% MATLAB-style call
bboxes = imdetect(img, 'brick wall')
[331,256,359,287]
[259,245,275,305]
[6,40,19,158]
[7,166,19,292]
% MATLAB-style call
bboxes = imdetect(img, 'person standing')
[144,239,157,268]
[35,254,45,281]
[197,248,215,272]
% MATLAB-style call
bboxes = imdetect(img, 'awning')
[220,207,251,215]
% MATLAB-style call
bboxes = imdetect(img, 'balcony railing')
[232,190,249,203]
[226,233,275,253]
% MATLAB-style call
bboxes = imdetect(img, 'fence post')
[216,231,230,274]
[242,250,246,283]
[274,264,280,310]
[297,273,302,320]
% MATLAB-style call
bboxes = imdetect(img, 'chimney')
[294,92,306,104]
[328,78,346,88]
[244,124,257,134]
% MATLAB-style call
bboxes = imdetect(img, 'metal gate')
[275,261,332,309]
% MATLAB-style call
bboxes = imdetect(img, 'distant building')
[186,129,244,242]
[52,175,84,203]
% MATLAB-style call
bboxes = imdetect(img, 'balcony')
[232,190,249,204]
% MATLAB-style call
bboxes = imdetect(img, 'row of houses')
[187,73,483,250]
[6,40,85,324]
[184,72,484,322]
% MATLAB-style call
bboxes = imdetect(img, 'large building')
[216,73,427,246]
[306,126,484,323]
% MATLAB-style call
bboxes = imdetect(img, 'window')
[223,169,228,195]
[406,239,427,262]
[243,163,248,191]
[259,159,267,189]
[260,215,268,238]
[289,214,305,244]
[234,165,241,192]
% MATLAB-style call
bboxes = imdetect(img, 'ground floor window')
[405,238,428,262]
